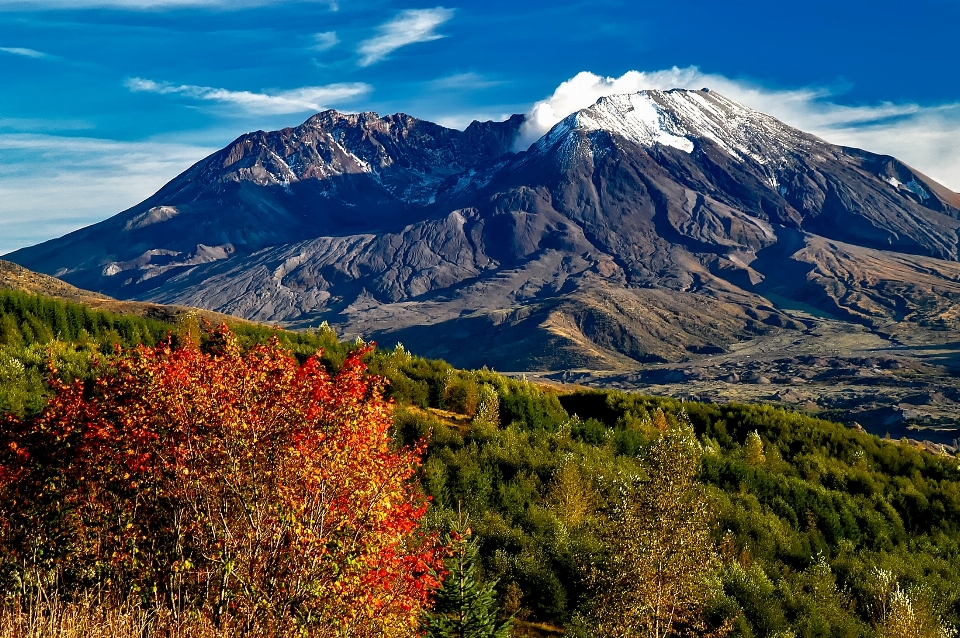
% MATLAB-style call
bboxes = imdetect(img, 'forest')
[0,288,958,637]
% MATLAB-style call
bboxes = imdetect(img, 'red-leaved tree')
[0,325,443,636]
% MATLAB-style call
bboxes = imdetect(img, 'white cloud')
[0,46,50,58]
[0,134,216,254]
[357,7,453,67]
[311,30,339,51]
[516,68,960,192]
[125,77,372,115]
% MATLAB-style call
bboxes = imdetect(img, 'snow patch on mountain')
[576,93,695,153]
[532,89,820,172]
[883,174,932,201]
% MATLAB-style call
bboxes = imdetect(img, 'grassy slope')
[0,258,249,327]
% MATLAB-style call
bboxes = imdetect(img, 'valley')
[522,305,960,447]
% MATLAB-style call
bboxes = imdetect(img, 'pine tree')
[425,516,513,638]
[0,314,24,348]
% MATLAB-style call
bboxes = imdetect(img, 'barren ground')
[514,306,960,450]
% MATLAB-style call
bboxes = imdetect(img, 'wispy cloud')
[357,7,453,67]
[428,72,501,91]
[0,46,51,59]
[517,68,960,191]
[125,77,372,115]
[0,117,95,131]
[0,134,215,254]
[310,31,338,51]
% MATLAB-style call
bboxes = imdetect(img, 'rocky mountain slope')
[8,89,960,373]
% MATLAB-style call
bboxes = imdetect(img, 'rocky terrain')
[8,88,960,441]
[523,304,960,447]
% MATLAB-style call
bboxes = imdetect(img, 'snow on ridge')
[532,88,817,169]
[576,92,695,153]
[658,89,823,167]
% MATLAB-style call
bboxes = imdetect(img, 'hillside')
[1,299,959,637]
[0,287,351,418]
[0,258,249,327]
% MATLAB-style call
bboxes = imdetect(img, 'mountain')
[9,111,522,296]
[8,89,960,373]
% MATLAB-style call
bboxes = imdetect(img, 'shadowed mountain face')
[9,89,960,371]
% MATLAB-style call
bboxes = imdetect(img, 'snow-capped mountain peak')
[9,91,960,375]
[571,92,695,153]
[532,89,818,169]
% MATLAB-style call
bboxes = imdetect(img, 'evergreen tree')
[18,319,35,344]
[425,515,513,638]
[0,313,24,347]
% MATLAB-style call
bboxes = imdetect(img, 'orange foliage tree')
[0,325,444,636]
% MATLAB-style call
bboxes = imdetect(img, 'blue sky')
[2,0,960,254]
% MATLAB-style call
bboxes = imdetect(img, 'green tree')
[425,515,513,638]
[584,410,725,638]
[445,374,480,416]
[0,314,23,347]
[744,430,766,467]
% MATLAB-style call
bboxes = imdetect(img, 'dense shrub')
[0,326,443,636]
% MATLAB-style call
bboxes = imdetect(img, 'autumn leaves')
[0,325,444,635]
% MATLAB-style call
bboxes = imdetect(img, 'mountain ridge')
[8,89,960,372]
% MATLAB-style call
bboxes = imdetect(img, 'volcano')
[9,89,960,371]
